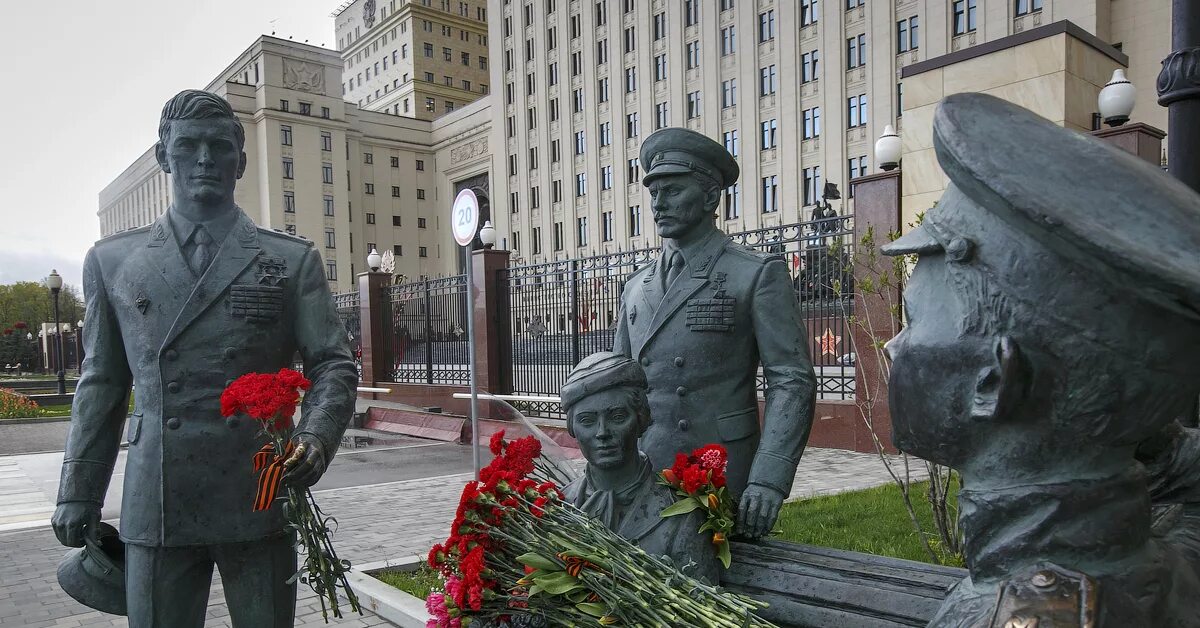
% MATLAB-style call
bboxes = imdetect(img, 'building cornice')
[341,3,486,60]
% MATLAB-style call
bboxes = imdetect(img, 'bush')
[0,388,43,419]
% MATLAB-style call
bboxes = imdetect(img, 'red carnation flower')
[681,464,707,494]
[489,430,506,455]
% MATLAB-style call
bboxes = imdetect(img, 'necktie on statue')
[189,226,213,277]
[661,249,685,294]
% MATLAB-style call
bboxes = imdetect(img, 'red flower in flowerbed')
[13,322,27,330]
[659,444,738,568]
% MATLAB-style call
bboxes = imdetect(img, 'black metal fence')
[384,275,471,384]
[498,216,856,417]
[334,291,362,377]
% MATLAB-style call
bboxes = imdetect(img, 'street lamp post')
[47,270,66,395]
[76,319,85,370]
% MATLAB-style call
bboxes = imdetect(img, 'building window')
[571,51,582,76]
[596,0,608,25]
[577,217,589,246]
[655,103,669,130]
[366,213,376,224]
[282,158,294,179]
[724,182,741,220]
[554,222,564,251]
[846,0,863,7]
[1015,0,1043,16]
[598,78,610,103]
[284,192,295,213]
[416,159,425,171]
[553,179,563,202]
[530,186,540,208]
[953,0,977,35]
[897,82,905,114]
[803,107,822,139]
[721,26,736,56]
[424,43,433,57]
[898,16,919,52]
[687,91,702,119]
[653,12,667,40]
[803,166,822,205]
[321,132,332,151]
[758,10,775,42]
[760,119,778,150]
[847,34,866,68]
[575,172,587,197]
[321,106,330,119]
[573,89,584,113]
[392,215,402,227]
[599,122,612,147]
[849,155,868,183]
[443,47,452,62]
[570,14,581,39]
[802,50,820,83]
[325,261,337,281]
[596,40,608,65]
[721,79,737,108]
[322,163,333,184]
[324,196,334,216]
[552,139,561,162]
[627,158,640,183]
[759,65,777,96]
[626,112,640,138]
[625,66,637,93]
[417,189,426,199]
[549,63,559,86]
[720,0,734,12]
[723,130,739,157]
[280,99,289,111]
[848,94,867,128]
[575,131,586,155]
[391,186,401,197]
[602,211,614,241]
[325,230,336,249]
[364,152,373,164]
[801,0,819,26]
[629,205,642,236]
[761,176,779,213]
[624,26,636,53]
[299,102,311,116]
[365,183,375,195]
[390,156,399,168]
[532,227,542,254]
[684,0,699,26]
[686,41,700,70]
[601,166,613,190]
[654,54,667,82]
[280,125,292,146]
[419,247,428,258]
[393,244,402,256]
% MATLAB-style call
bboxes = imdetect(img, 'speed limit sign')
[451,189,480,247]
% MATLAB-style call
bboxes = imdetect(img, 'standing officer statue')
[614,128,817,539]
[52,90,358,627]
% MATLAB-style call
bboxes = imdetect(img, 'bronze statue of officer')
[52,90,357,627]
[883,92,1200,627]
[614,128,817,539]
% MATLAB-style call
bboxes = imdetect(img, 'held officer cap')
[640,127,740,189]
[560,352,648,410]
[883,93,1200,323]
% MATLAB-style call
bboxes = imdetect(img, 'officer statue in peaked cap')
[613,127,818,539]
[882,92,1200,626]
[51,90,357,626]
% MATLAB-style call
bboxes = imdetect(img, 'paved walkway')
[0,447,922,627]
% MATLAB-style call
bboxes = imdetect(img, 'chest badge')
[135,293,151,315]
[256,256,288,287]
[686,272,736,332]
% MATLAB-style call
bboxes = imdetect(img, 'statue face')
[648,173,712,240]
[159,118,245,208]
[885,254,991,466]
[571,388,640,470]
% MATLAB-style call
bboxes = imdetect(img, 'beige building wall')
[487,0,1169,265]
[336,0,491,120]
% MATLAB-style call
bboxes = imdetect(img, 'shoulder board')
[259,226,313,246]
[96,224,152,245]
[723,241,781,264]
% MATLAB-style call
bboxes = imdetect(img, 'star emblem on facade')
[816,329,842,357]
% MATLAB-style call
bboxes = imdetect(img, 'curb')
[0,416,71,425]
[345,555,432,628]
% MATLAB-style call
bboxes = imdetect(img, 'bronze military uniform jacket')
[613,231,817,499]
[57,208,358,547]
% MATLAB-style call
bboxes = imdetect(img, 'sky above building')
[0,0,341,288]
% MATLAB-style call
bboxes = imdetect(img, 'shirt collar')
[662,228,719,268]
[168,206,239,248]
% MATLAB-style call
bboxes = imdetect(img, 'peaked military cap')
[640,127,740,189]
[884,92,1200,321]
[561,352,647,410]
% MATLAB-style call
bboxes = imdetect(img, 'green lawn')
[772,480,962,566]
[375,565,442,599]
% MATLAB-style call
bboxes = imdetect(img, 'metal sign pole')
[466,248,480,480]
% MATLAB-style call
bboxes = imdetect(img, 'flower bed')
[0,388,43,419]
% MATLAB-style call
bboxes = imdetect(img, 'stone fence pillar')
[471,249,513,395]
[357,271,392,387]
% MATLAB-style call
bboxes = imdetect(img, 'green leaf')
[534,571,583,596]
[575,602,607,617]
[660,498,702,517]
[528,584,543,597]
[518,552,561,572]
[717,540,732,569]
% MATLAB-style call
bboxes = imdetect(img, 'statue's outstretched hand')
[735,484,785,539]
[282,435,326,487]
[51,502,100,548]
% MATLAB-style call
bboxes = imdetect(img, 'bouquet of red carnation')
[220,368,361,623]
[424,432,774,627]
[659,444,738,568]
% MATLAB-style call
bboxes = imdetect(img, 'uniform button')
[167,382,180,394]
[223,347,237,360]
[678,420,690,432]
[165,350,178,361]
[676,386,687,396]
[226,417,240,429]
[640,357,650,366]
[167,417,181,430]
[674,357,685,367]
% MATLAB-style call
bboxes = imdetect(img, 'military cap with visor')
[640,127,740,189]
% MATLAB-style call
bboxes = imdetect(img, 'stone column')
[471,249,512,394]
[849,170,902,453]
[357,271,392,386]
